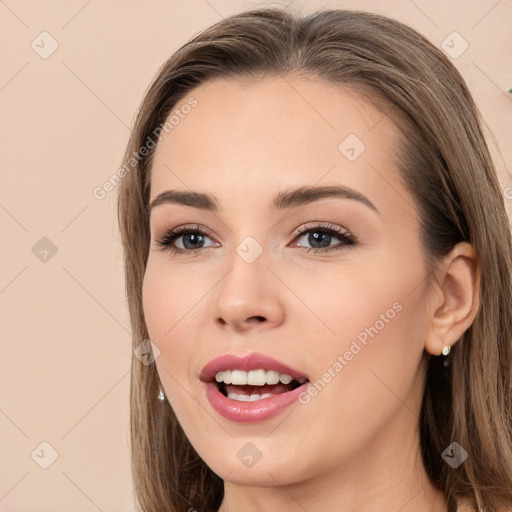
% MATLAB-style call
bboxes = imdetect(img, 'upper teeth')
[215,369,306,386]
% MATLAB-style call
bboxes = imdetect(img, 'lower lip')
[203,382,307,423]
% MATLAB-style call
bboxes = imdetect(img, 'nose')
[210,252,285,332]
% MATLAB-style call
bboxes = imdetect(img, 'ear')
[424,242,480,356]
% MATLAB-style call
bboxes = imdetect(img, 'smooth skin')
[142,76,480,512]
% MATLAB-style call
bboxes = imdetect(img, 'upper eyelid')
[155,222,348,238]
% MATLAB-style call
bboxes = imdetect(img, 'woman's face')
[143,76,432,487]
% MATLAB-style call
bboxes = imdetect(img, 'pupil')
[183,233,203,249]
[309,231,330,249]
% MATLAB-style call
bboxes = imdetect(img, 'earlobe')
[424,242,480,356]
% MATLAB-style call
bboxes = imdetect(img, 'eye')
[154,224,217,255]
[293,222,358,253]
[154,222,358,255]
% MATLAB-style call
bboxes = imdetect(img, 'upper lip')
[200,352,308,382]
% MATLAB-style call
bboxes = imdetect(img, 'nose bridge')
[219,237,268,305]
[211,235,282,328]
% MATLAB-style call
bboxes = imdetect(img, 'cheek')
[281,269,427,475]
[292,250,428,421]
[142,262,207,404]
[142,264,173,344]
[142,260,204,342]
[289,252,424,361]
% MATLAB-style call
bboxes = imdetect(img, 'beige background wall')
[1,1,510,510]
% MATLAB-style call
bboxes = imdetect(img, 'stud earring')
[440,338,451,367]
[157,387,165,401]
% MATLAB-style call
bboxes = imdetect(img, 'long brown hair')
[117,7,512,512]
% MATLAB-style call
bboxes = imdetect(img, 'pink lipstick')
[200,353,309,423]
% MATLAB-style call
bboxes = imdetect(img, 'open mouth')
[201,355,311,422]
[214,369,309,402]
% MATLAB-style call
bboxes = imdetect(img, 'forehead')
[149,75,408,216]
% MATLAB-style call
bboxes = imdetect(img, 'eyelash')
[154,222,358,256]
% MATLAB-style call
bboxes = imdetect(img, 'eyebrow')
[147,184,379,216]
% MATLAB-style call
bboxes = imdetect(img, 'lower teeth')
[227,392,273,401]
